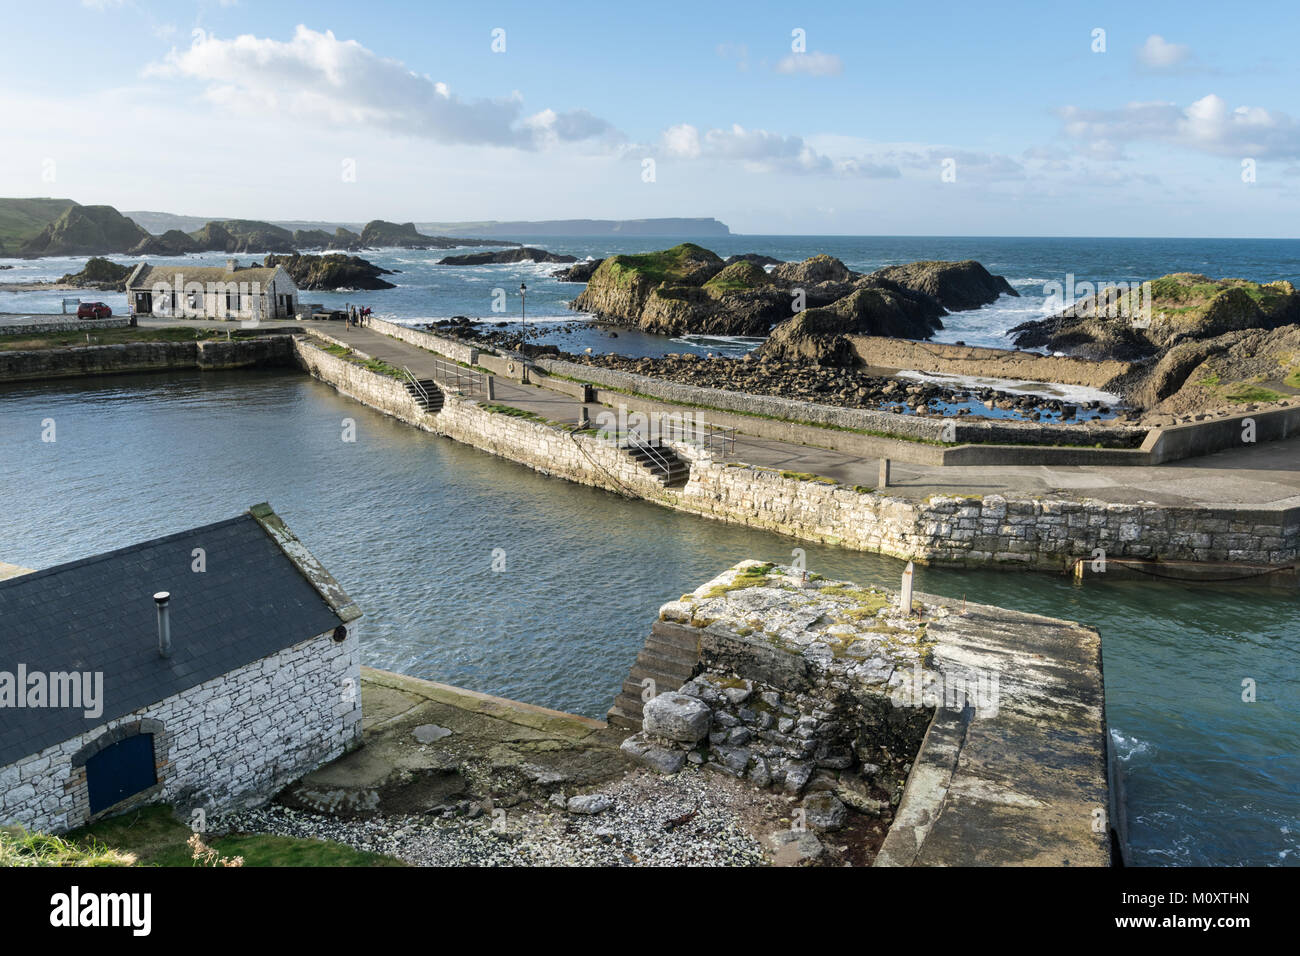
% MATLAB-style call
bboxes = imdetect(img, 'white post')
[900,561,914,615]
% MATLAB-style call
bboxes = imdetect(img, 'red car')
[77,302,112,319]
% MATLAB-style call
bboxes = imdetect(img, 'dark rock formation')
[552,258,605,282]
[724,253,784,268]
[359,220,515,250]
[187,220,297,254]
[569,245,1019,347]
[263,253,396,290]
[869,260,1018,312]
[130,229,202,256]
[759,284,946,366]
[19,205,149,257]
[56,257,133,291]
[438,247,577,265]
[1010,274,1300,360]
[771,253,854,286]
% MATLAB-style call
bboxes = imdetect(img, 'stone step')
[606,704,640,730]
[634,649,695,682]
[650,620,703,652]
[643,636,696,661]
[627,665,691,695]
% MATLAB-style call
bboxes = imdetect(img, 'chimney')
[226,258,238,273]
[154,591,172,658]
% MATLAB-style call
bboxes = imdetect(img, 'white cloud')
[774,51,843,76]
[147,25,616,150]
[661,123,895,177]
[662,123,702,159]
[1138,35,1190,69]
[1059,94,1300,158]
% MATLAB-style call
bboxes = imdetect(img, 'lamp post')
[519,281,528,382]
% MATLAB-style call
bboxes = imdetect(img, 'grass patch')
[1,825,135,867]
[700,562,774,599]
[780,471,838,485]
[63,805,402,867]
[601,243,717,287]
[482,402,545,422]
[1223,383,1283,403]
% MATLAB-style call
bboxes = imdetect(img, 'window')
[85,733,157,814]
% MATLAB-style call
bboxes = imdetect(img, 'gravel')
[214,767,775,867]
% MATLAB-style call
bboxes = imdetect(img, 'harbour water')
[1,368,1295,866]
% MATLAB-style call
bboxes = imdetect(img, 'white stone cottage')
[125,260,300,322]
[0,504,362,834]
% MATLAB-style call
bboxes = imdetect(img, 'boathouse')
[125,260,300,321]
[0,504,362,834]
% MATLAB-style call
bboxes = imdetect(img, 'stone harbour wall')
[0,626,362,834]
[0,318,132,337]
[293,337,1299,571]
[0,336,296,384]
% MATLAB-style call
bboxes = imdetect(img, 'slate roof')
[0,512,347,767]
[125,263,287,291]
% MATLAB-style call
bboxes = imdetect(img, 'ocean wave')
[1110,728,1153,762]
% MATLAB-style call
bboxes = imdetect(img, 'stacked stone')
[618,674,893,819]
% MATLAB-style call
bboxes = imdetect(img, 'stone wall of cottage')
[0,625,362,834]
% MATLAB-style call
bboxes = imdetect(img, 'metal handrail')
[626,430,676,478]
[401,366,430,405]
[656,415,737,458]
[428,356,485,397]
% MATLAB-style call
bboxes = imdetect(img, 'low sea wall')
[292,337,1300,573]
[0,317,132,336]
[0,336,296,383]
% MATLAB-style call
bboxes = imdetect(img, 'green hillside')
[0,198,78,256]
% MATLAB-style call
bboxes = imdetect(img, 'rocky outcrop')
[187,220,297,253]
[56,257,133,291]
[262,253,396,290]
[359,220,514,250]
[758,281,947,365]
[291,227,363,251]
[19,205,149,257]
[574,245,788,336]
[772,253,854,286]
[552,258,604,282]
[569,246,1017,345]
[438,247,577,265]
[1011,273,1300,361]
[869,260,1019,312]
[130,229,202,256]
[759,286,939,365]
[724,253,784,268]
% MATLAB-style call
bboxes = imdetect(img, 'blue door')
[86,734,157,814]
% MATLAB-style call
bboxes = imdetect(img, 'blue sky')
[2,0,1298,235]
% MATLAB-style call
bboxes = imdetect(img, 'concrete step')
[606,704,640,730]
[643,636,695,660]
[627,665,692,694]
[651,620,703,651]
[634,649,695,681]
